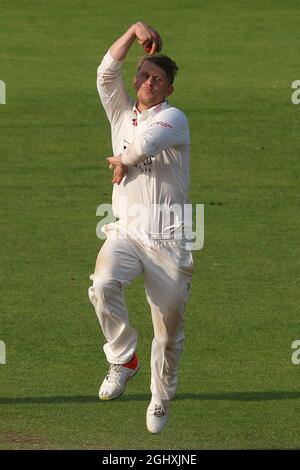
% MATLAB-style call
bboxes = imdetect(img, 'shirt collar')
[132,100,169,119]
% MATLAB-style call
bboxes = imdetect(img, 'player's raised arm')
[97,22,162,126]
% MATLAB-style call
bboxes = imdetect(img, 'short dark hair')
[137,54,179,85]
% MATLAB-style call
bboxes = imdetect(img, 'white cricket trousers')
[88,225,193,402]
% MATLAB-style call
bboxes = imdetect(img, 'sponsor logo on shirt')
[135,157,152,173]
[152,121,173,128]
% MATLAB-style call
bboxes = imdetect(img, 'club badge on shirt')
[132,109,138,127]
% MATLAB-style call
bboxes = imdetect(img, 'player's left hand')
[107,155,128,185]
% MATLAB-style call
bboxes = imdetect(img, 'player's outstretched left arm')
[122,108,189,166]
[106,108,189,185]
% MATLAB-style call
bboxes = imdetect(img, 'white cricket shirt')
[97,49,191,243]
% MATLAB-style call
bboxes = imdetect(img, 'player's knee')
[155,335,178,349]
[156,334,171,348]
[155,328,185,348]
[88,275,122,307]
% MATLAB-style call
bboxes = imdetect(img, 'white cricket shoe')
[99,353,140,400]
[146,398,170,434]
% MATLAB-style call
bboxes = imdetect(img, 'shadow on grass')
[1,391,300,405]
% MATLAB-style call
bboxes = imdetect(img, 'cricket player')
[88,22,194,433]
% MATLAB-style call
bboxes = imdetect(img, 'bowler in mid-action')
[88,22,194,433]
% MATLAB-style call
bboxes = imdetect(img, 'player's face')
[133,61,174,110]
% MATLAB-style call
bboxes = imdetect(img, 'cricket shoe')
[99,353,140,400]
[146,398,170,434]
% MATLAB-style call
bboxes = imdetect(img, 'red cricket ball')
[144,43,152,54]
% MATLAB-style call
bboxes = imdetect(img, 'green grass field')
[1,0,300,449]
